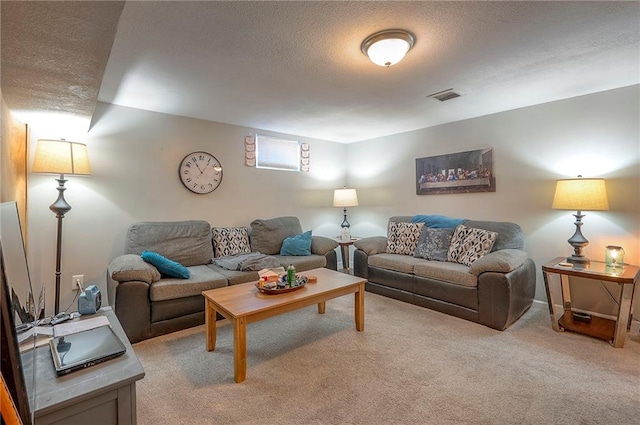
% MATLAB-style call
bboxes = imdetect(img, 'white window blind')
[255,134,300,171]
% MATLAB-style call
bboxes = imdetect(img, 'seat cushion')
[149,265,227,301]
[413,261,477,287]
[369,253,425,274]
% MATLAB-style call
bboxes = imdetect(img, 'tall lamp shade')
[333,188,358,229]
[33,139,91,314]
[552,177,608,266]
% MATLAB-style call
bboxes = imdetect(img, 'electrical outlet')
[72,274,84,291]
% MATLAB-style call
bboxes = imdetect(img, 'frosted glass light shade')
[333,188,359,207]
[361,29,415,67]
[32,139,91,175]
[551,178,608,211]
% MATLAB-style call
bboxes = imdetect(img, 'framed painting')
[416,148,495,195]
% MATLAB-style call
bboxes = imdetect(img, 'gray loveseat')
[353,216,536,330]
[107,216,338,343]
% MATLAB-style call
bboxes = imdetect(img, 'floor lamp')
[32,139,91,314]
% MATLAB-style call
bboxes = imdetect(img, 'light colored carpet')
[133,293,640,425]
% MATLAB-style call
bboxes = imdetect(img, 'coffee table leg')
[355,282,364,331]
[317,301,326,314]
[233,316,247,383]
[206,300,217,351]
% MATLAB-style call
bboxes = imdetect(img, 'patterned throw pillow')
[386,222,425,255]
[413,227,455,261]
[212,227,251,257]
[447,224,498,266]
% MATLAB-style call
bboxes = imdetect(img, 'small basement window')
[255,134,300,172]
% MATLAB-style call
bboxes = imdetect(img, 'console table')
[24,307,145,424]
[542,257,639,348]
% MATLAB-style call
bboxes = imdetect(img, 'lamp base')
[566,255,590,268]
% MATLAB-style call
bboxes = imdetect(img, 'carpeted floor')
[132,292,640,425]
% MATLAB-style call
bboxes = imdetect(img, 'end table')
[335,237,360,273]
[542,257,639,348]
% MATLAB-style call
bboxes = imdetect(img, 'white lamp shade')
[32,139,91,175]
[333,188,359,207]
[551,178,608,211]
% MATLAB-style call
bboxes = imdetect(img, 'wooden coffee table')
[202,267,366,383]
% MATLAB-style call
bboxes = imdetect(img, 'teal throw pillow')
[141,251,190,279]
[280,230,312,256]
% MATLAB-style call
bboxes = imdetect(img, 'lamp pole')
[50,174,71,314]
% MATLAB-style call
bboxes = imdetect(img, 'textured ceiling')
[1,1,124,125]
[2,2,639,143]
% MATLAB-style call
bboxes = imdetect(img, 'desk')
[542,257,639,348]
[24,307,145,424]
[335,237,359,273]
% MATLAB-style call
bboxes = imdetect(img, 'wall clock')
[178,151,223,194]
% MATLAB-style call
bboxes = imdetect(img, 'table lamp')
[551,176,608,266]
[32,139,91,314]
[333,187,358,240]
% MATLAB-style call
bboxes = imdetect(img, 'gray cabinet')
[25,307,145,425]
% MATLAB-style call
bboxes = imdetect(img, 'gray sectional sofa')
[107,216,338,343]
[353,216,536,330]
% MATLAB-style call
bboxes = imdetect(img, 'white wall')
[26,86,640,321]
[27,103,347,314]
[346,85,640,318]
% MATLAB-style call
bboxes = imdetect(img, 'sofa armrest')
[469,249,529,276]
[311,235,339,256]
[354,236,388,256]
[108,254,161,284]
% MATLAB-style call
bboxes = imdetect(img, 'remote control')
[50,312,71,326]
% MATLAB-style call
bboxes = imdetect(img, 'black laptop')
[49,325,127,376]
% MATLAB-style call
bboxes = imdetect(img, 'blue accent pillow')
[141,251,190,279]
[280,230,312,256]
[411,214,466,228]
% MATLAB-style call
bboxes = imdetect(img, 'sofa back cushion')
[125,220,213,267]
[250,216,303,255]
[464,220,524,251]
[389,216,524,252]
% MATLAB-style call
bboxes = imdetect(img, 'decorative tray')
[255,281,306,295]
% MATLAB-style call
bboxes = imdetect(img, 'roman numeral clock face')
[178,151,223,194]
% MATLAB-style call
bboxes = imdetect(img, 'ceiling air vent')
[427,89,464,102]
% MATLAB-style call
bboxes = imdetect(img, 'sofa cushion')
[109,254,161,284]
[125,220,213,267]
[386,222,425,255]
[280,230,312,256]
[413,261,477,287]
[369,253,425,274]
[250,216,303,255]
[447,225,498,267]
[275,254,326,272]
[150,265,228,301]
[207,264,261,286]
[464,220,524,251]
[212,227,251,257]
[414,227,455,261]
[141,251,190,279]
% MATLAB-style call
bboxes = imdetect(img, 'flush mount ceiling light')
[361,29,415,67]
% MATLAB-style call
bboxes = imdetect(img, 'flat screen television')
[1,201,37,424]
